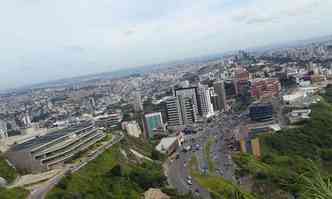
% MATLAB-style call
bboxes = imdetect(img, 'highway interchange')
[167,112,244,198]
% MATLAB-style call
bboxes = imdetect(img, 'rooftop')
[10,123,93,152]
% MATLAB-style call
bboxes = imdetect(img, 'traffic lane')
[168,150,210,198]
[168,156,190,194]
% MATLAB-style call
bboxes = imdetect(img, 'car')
[187,176,192,181]
[186,179,193,185]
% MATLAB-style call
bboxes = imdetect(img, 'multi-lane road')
[167,112,243,198]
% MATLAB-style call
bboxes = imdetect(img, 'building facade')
[6,123,105,173]
[143,112,164,138]
[166,97,183,127]
[197,84,214,118]
[213,80,227,112]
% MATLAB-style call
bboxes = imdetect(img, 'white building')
[155,137,178,155]
[122,121,142,138]
[197,84,214,118]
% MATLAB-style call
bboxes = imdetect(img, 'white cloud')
[0,0,331,89]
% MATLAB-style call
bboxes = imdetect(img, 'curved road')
[28,132,124,199]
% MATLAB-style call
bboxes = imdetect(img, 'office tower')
[178,96,196,124]
[143,112,164,138]
[133,91,143,112]
[209,87,219,112]
[166,96,183,127]
[224,80,237,99]
[249,103,273,122]
[213,80,227,111]
[88,97,96,112]
[0,120,8,140]
[174,87,199,121]
[197,84,214,118]
[22,112,32,128]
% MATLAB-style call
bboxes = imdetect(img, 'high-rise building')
[213,81,227,112]
[22,112,32,128]
[178,96,196,124]
[166,96,183,127]
[197,84,214,118]
[209,87,219,112]
[249,103,273,122]
[174,87,199,120]
[133,91,143,112]
[143,112,164,138]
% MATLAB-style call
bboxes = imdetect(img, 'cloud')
[0,0,331,90]
[123,29,136,36]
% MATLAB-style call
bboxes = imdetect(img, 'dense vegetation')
[0,153,17,183]
[234,92,332,198]
[0,187,29,199]
[47,137,193,199]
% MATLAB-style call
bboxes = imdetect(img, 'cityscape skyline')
[0,0,332,90]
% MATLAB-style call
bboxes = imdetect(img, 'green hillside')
[234,94,332,198]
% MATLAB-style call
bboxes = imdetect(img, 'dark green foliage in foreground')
[0,187,29,199]
[299,165,332,199]
[47,141,189,199]
[47,145,165,199]
[0,153,17,183]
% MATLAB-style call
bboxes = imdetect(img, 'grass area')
[47,145,124,199]
[204,137,215,173]
[189,155,257,199]
[0,153,17,183]
[121,135,154,158]
[0,187,29,199]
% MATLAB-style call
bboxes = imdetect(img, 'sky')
[0,0,331,90]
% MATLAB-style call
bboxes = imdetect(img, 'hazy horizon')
[1,0,332,90]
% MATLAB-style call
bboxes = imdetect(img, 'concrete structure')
[132,91,143,112]
[166,96,183,127]
[155,137,178,155]
[94,112,122,129]
[165,92,198,127]
[143,112,164,138]
[213,80,227,111]
[6,123,105,173]
[122,121,142,138]
[288,109,311,124]
[239,124,277,159]
[251,78,281,100]
[249,103,273,122]
[240,138,261,159]
[197,84,214,118]
[283,91,305,105]
[174,87,199,121]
